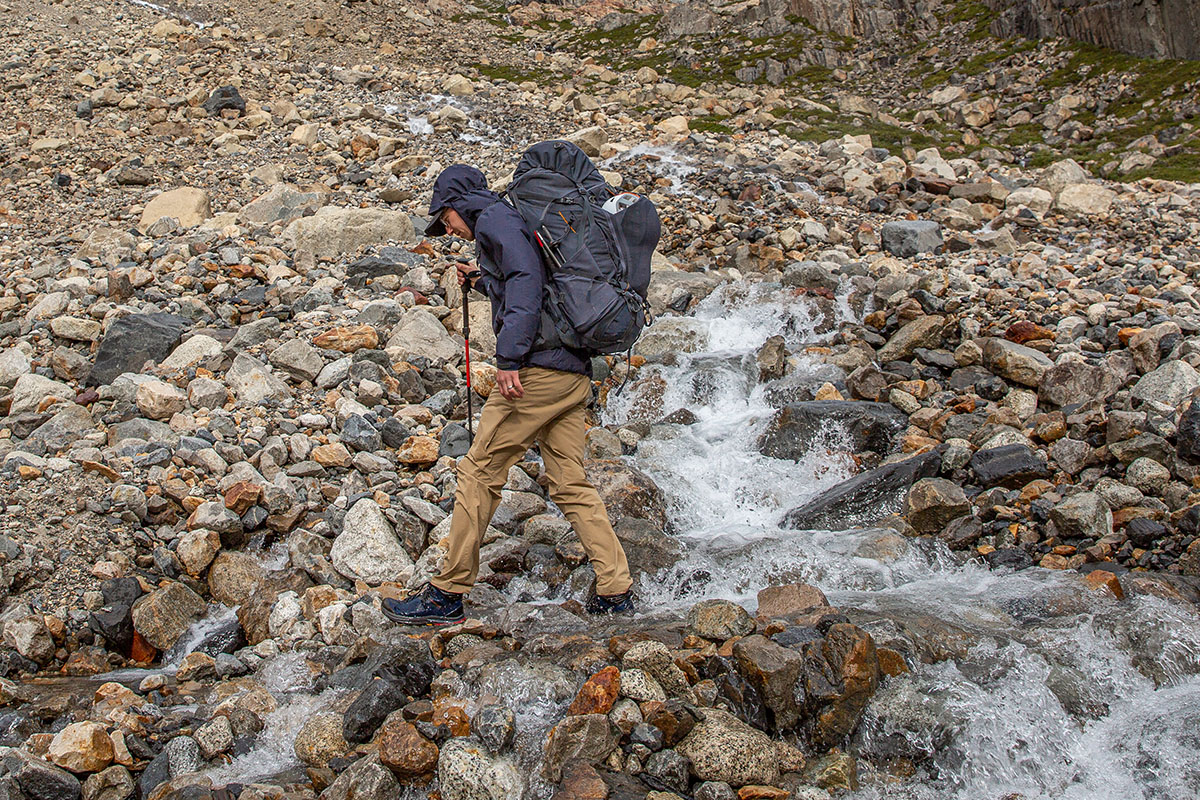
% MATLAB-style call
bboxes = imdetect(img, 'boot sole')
[382,607,465,626]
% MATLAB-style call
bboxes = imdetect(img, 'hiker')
[382,164,635,625]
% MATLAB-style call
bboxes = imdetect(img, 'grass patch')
[780,107,939,153]
[1123,150,1200,183]
[690,114,734,134]
[943,0,997,41]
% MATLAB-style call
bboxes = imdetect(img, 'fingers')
[509,374,524,399]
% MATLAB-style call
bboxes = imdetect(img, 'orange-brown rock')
[224,481,261,514]
[876,647,909,676]
[377,717,439,779]
[568,666,621,716]
[312,443,352,468]
[756,583,828,621]
[396,436,439,466]
[1004,320,1053,344]
[313,324,378,353]
[738,787,790,800]
[1082,570,1125,599]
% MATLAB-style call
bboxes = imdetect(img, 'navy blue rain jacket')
[429,166,590,376]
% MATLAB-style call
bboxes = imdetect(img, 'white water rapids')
[604,282,1200,800]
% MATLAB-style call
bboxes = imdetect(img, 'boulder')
[803,623,880,749]
[129,581,206,651]
[88,313,188,387]
[676,708,780,787]
[732,635,805,730]
[320,754,401,800]
[269,339,324,382]
[1055,183,1116,216]
[782,449,942,531]
[4,615,56,665]
[685,599,755,641]
[330,498,413,584]
[1049,492,1112,539]
[283,206,416,259]
[756,584,828,620]
[758,401,907,460]
[240,183,327,226]
[439,738,523,800]
[227,354,292,405]
[903,478,970,533]
[543,714,617,782]
[294,712,349,768]
[982,338,1052,387]
[583,459,669,530]
[48,722,114,773]
[565,126,608,157]
[386,308,460,362]
[876,315,946,362]
[880,221,942,257]
[969,444,1050,489]
[377,716,439,778]
[1038,359,1112,407]
[138,187,212,231]
[1130,360,1200,408]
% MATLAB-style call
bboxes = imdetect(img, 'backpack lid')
[511,140,609,194]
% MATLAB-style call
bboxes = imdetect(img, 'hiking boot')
[586,589,635,615]
[382,583,465,626]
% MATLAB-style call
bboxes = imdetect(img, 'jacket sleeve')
[477,223,543,371]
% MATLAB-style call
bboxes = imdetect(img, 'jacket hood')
[425,165,501,237]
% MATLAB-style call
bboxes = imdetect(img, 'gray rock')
[228,354,292,405]
[240,183,327,227]
[676,708,780,787]
[542,714,617,782]
[16,754,82,800]
[330,498,413,584]
[340,414,382,452]
[783,449,942,530]
[880,220,942,257]
[1125,457,1170,495]
[283,206,416,259]
[685,599,754,640]
[269,339,324,382]
[472,704,516,754]
[1038,359,1113,407]
[970,444,1050,488]
[903,478,970,533]
[1131,360,1200,408]
[130,581,206,651]
[386,308,460,362]
[320,754,401,800]
[982,338,1053,387]
[644,749,691,793]
[438,738,523,800]
[1049,491,1112,539]
[877,315,946,363]
[165,735,201,778]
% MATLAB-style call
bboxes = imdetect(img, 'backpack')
[504,140,661,356]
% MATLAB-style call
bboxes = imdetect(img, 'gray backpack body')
[505,140,661,356]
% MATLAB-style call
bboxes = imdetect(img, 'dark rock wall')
[986,0,1200,60]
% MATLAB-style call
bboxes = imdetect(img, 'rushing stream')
[604,282,1200,800]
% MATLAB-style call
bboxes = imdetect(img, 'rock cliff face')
[986,0,1200,60]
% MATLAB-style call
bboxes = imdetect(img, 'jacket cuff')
[495,358,521,371]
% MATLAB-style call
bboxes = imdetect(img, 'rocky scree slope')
[0,0,1198,799]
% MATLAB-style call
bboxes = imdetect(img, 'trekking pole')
[460,262,481,443]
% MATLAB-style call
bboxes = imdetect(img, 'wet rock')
[87,313,187,386]
[686,599,755,640]
[756,334,788,382]
[880,221,942,257]
[207,551,265,606]
[194,715,233,760]
[320,754,401,800]
[472,704,516,754]
[644,749,691,793]
[782,449,941,530]
[439,738,523,800]
[903,478,970,534]
[806,751,859,793]
[330,498,413,584]
[615,518,686,576]
[756,584,828,620]
[48,721,114,773]
[758,402,907,460]
[129,581,205,652]
[377,716,439,778]
[677,708,780,787]
[343,676,410,743]
[969,444,1050,489]
[295,711,350,768]
[733,634,804,730]
[584,459,669,530]
[568,666,621,715]
[803,623,880,749]
[552,759,609,800]
[543,714,618,782]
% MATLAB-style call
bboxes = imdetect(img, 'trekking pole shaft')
[464,287,473,442]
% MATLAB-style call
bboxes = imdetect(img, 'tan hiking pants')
[432,367,633,596]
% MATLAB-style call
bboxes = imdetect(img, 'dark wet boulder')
[969,444,1050,488]
[782,449,942,531]
[343,678,411,743]
[758,401,908,461]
